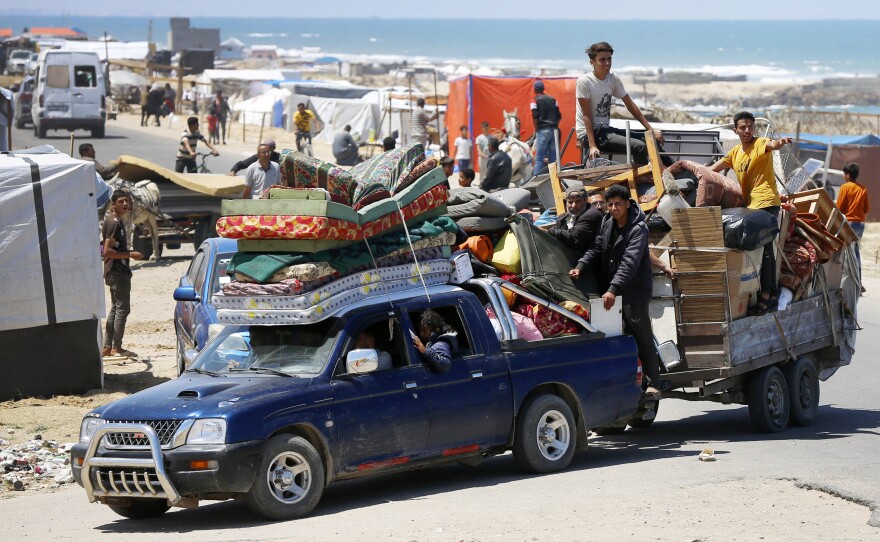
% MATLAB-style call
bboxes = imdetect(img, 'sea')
[7,16,880,113]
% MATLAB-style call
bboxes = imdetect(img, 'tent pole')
[821,137,832,186]
[794,120,801,160]
[433,69,441,153]
[258,112,265,145]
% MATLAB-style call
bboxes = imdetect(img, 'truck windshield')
[192,319,342,376]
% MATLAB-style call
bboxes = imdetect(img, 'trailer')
[114,154,245,258]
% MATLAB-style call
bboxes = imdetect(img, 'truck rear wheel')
[783,357,819,426]
[513,394,576,474]
[108,498,170,519]
[747,366,790,433]
[92,126,105,138]
[132,225,154,261]
[244,435,324,521]
[193,215,219,249]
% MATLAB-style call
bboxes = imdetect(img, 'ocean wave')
[248,33,287,38]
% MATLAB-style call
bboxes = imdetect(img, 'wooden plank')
[673,250,727,272]
[669,207,724,248]
[556,163,634,179]
[674,273,726,295]
[678,295,726,323]
[548,162,565,214]
[644,130,665,211]
[677,322,727,337]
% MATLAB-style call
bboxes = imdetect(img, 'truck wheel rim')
[535,409,570,461]
[767,378,786,422]
[798,372,814,410]
[266,451,312,505]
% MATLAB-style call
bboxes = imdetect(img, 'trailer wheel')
[513,394,577,474]
[108,498,170,519]
[193,215,219,249]
[244,435,325,521]
[783,357,820,426]
[747,366,790,433]
[132,225,154,261]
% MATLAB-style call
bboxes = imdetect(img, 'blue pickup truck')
[72,277,644,520]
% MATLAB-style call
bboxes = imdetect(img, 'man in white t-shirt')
[576,41,672,167]
[475,121,491,177]
[242,143,281,199]
[453,125,472,171]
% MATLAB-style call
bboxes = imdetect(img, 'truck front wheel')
[747,366,790,433]
[513,394,577,474]
[108,498,170,519]
[244,435,325,521]
[783,357,819,426]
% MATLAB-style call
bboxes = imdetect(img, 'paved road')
[9,119,243,174]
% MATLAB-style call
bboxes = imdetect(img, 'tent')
[446,75,581,171]
[308,96,381,144]
[782,132,880,151]
[0,148,105,400]
[233,87,293,129]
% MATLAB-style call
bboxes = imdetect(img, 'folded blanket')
[216,215,360,241]
[350,143,425,196]
[226,215,459,282]
[667,160,743,208]
[222,278,303,296]
[395,156,439,194]
[279,150,355,205]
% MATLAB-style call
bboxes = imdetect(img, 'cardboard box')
[821,250,844,289]
[726,247,763,297]
[448,250,474,284]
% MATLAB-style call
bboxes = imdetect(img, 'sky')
[6,0,880,19]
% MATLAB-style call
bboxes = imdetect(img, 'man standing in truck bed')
[569,184,663,397]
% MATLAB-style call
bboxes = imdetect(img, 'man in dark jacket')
[227,140,280,175]
[480,137,512,192]
[549,188,602,254]
[531,80,561,176]
[569,184,662,396]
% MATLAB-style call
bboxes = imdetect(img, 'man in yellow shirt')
[293,102,322,155]
[711,111,792,314]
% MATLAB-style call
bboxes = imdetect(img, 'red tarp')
[446,75,581,171]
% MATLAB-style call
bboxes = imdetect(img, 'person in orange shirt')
[836,162,869,276]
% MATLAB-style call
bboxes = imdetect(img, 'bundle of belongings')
[213,144,459,324]
[447,186,597,340]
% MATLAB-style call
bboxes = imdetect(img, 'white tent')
[233,87,293,129]
[0,148,105,399]
[309,96,380,144]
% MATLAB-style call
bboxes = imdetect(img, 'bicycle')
[195,152,216,174]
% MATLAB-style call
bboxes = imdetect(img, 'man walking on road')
[836,161,869,280]
[569,184,662,397]
[242,143,281,199]
[176,116,218,173]
[531,80,562,175]
[101,190,143,358]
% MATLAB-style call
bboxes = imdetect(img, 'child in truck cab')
[410,309,457,374]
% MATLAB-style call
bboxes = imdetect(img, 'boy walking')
[836,162,869,277]
[454,125,472,171]
[102,190,143,358]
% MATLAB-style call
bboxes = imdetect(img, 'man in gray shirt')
[242,143,281,199]
[411,97,438,147]
[332,124,360,166]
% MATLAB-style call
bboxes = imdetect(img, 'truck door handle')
[471,371,483,379]
[404,381,417,389]
[73,93,83,97]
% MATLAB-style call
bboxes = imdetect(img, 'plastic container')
[656,192,691,226]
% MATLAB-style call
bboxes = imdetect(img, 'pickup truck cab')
[72,278,643,520]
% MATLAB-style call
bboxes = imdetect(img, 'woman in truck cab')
[410,310,457,374]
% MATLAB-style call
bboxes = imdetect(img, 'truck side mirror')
[346,349,379,374]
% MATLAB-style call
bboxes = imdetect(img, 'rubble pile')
[0,435,76,492]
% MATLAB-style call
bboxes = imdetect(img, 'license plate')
[47,104,69,112]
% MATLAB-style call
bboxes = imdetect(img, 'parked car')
[172,237,237,375]
[6,49,31,75]
[72,277,644,520]
[13,76,34,128]
[25,52,38,75]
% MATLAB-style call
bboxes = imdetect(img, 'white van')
[31,51,106,138]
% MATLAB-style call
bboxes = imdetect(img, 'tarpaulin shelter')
[309,96,380,145]
[0,148,105,400]
[446,75,580,171]
[783,132,880,221]
[233,87,293,129]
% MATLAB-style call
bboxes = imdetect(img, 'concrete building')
[167,18,220,55]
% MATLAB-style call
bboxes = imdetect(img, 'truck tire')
[175,331,187,376]
[132,225,154,261]
[244,435,325,521]
[747,366,790,433]
[513,394,577,474]
[108,498,170,519]
[36,121,47,139]
[193,215,219,249]
[92,125,105,138]
[783,357,820,426]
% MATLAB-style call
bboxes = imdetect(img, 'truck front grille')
[105,420,183,447]
[93,467,165,498]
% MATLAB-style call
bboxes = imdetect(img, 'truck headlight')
[187,419,227,444]
[80,417,107,443]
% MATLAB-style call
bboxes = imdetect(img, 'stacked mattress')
[213,145,458,324]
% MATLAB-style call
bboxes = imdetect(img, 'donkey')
[108,178,162,261]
